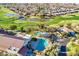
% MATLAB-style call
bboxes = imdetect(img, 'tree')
[44,43,59,56]
[67,39,79,56]
[10,25,17,30]
[20,27,26,32]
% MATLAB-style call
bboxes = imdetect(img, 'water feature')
[31,38,48,51]
[5,13,17,17]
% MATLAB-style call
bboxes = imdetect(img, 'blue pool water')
[34,32,42,36]
[5,13,17,17]
[36,38,48,51]
[19,38,49,56]
[31,38,48,51]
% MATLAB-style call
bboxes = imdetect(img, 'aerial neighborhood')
[0,3,79,56]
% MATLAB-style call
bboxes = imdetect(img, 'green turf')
[0,5,79,30]
[48,13,79,26]
[0,6,46,29]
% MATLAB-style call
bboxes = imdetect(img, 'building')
[0,34,24,53]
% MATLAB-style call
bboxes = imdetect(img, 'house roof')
[0,34,24,51]
[18,46,27,56]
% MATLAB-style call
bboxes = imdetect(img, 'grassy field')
[0,6,47,30]
[48,13,79,27]
[0,5,79,30]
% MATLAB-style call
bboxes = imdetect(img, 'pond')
[5,13,17,17]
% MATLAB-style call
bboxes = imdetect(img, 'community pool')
[19,38,49,56]
[31,38,48,51]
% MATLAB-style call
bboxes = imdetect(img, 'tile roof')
[0,34,24,51]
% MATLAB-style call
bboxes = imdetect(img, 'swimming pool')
[19,38,48,56]
[31,38,48,51]
[34,32,42,36]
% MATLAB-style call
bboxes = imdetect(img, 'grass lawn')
[0,6,46,29]
[0,5,79,30]
[48,13,79,27]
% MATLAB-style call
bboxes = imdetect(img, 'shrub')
[10,25,17,30]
